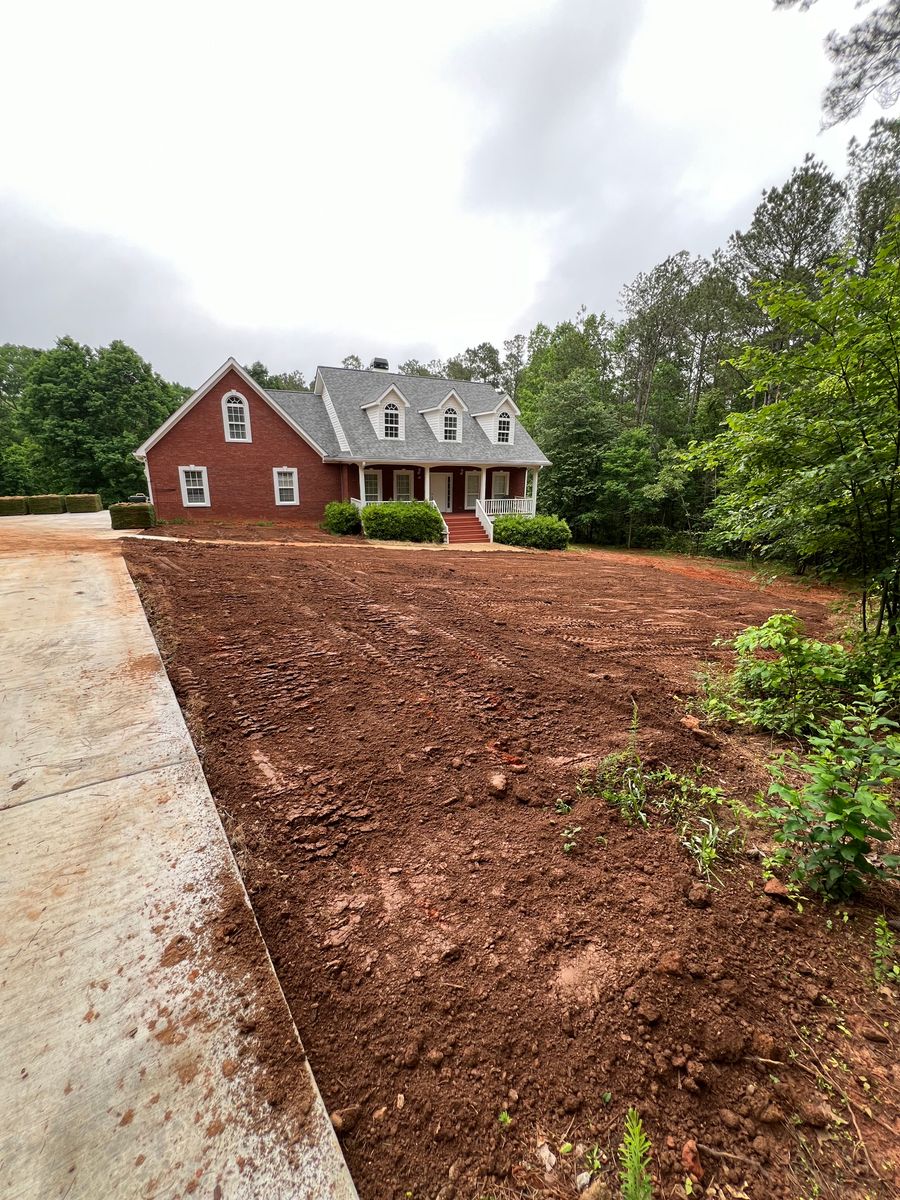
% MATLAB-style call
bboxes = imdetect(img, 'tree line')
[2,119,899,623]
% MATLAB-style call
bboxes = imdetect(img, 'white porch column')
[424,465,431,501]
[357,463,366,503]
[532,467,540,513]
[479,466,487,504]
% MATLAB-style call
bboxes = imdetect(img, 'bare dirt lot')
[123,538,900,1200]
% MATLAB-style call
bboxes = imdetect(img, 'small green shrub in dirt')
[0,496,29,516]
[580,704,648,825]
[618,1108,653,1200]
[872,915,900,985]
[361,501,444,543]
[700,613,852,736]
[766,689,900,899]
[873,915,900,985]
[109,502,156,530]
[493,513,571,550]
[27,494,66,515]
[323,501,362,535]
[64,493,102,513]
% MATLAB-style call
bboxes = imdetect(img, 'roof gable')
[134,358,330,459]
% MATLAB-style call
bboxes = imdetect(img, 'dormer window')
[222,391,251,442]
[497,411,511,444]
[383,402,400,439]
[443,407,459,442]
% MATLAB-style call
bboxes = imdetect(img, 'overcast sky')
[0,0,875,385]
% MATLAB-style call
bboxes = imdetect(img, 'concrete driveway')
[0,513,357,1199]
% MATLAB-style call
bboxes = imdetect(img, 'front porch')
[348,463,539,542]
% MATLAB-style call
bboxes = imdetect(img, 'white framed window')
[393,470,413,502]
[464,471,480,510]
[222,391,252,442]
[443,406,459,441]
[497,411,512,444]
[383,402,400,439]
[364,470,382,503]
[178,465,210,507]
[491,471,510,499]
[272,466,299,506]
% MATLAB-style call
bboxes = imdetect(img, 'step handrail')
[474,499,494,542]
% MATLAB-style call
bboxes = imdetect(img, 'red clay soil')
[123,539,900,1200]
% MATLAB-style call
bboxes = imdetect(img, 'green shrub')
[493,513,571,550]
[0,496,29,516]
[766,689,900,899]
[27,494,66,515]
[663,529,702,556]
[630,523,668,549]
[323,500,362,535]
[109,502,156,530]
[65,493,102,513]
[701,613,854,736]
[361,501,444,543]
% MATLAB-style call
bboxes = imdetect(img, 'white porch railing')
[482,497,535,516]
[428,499,449,543]
[350,497,364,510]
[474,499,494,543]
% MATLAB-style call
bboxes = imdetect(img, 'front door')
[430,472,452,513]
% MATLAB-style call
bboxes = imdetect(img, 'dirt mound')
[124,539,900,1199]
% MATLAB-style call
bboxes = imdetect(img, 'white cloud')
[0,0,881,379]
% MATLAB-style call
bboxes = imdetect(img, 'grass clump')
[323,500,362,535]
[493,513,571,550]
[109,502,156,529]
[26,493,65,514]
[64,493,102,513]
[361,501,444,543]
[0,496,29,516]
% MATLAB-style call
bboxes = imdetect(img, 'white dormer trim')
[361,384,411,411]
[418,388,469,415]
[362,385,409,441]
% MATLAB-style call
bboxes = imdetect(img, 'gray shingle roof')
[264,389,342,457]
[304,367,549,465]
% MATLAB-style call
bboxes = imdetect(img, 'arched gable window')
[383,401,400,439]
[497,410,512,443]
[443,406,459,442]
[222,391,251,442]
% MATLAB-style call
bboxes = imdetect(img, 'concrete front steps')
[444,514,490,544]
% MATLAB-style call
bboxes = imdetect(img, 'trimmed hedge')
[493,513,571,550]
[65,493,102,513]
[0,496,29,516]
[361,501,445,543]
[27,494,66,515]
[323,500,362,535]
[109,502,156,530]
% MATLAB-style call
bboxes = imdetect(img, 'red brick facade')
[145,369,344,522]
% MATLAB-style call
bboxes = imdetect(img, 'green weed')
[873,915,900,985]
[618,1108,653,1200]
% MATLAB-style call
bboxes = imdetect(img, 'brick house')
[135,357,550,542]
